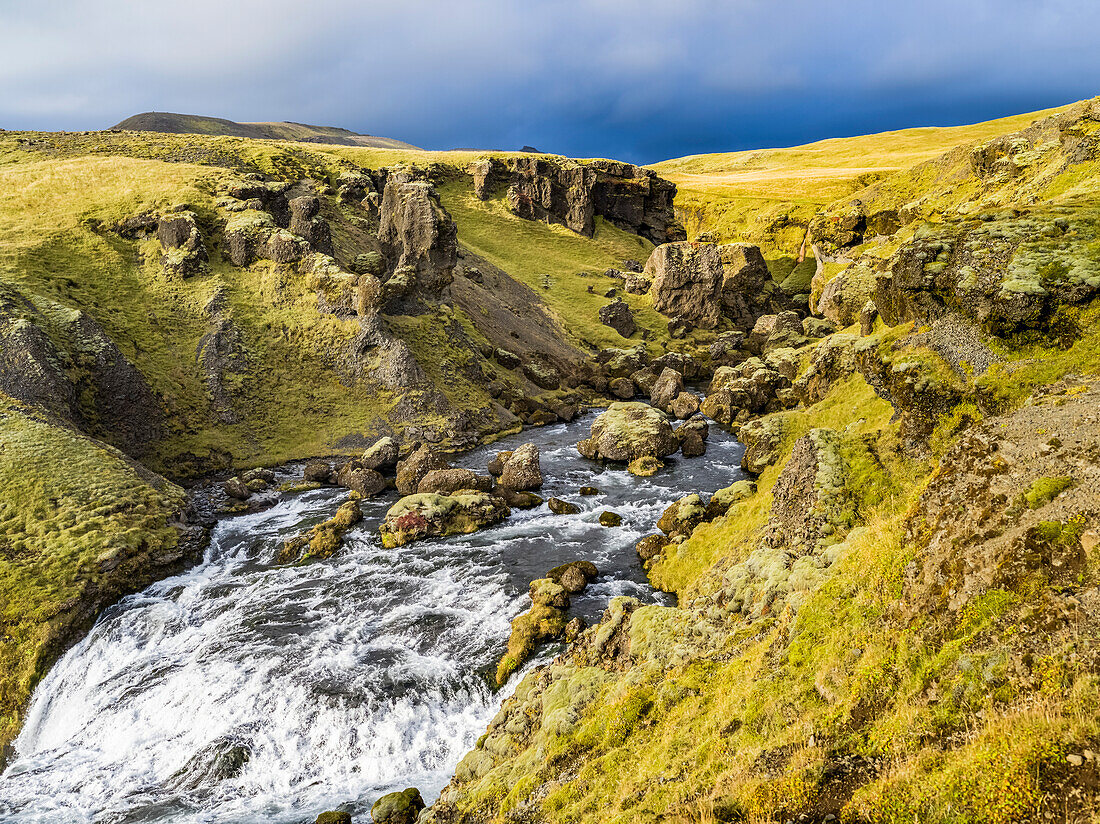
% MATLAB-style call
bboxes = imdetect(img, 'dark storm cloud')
[1,0,1098,163]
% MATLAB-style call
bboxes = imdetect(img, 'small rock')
[579,486,599,496]
[1067,754,1085,766]
[599,511,623,527]
[336,462,387,497]
[628,456,664,476]
[498,488,544,509]
[599,298,636,338]
[547,497,581,515]
[315,812,352,824]
[564,616,586,643]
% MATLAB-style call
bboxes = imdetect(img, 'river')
[0,411,746,823]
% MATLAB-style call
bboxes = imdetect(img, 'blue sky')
[1,0,1098,164]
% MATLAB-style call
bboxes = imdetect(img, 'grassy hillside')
[112,111,421,149]
[428,99,1100,824]
[0,394,188,758]
[651,104,1069,258]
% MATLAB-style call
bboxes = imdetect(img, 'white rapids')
[0,412,746,823]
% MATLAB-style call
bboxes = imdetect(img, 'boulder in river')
[649,367,684,412]
[627,456,663,476]
[380,492,509,547]
[599,510,623,527]
[529,578,570,608]
[547,497,581,515]
[371,787,425,824]
[546,560,599,593]
[497,488,544,509]
[679,431,707,458]
[417,467,491,495]
[315,813,352,824]
[278,499,363,563]
[303,461,335,484]
[669,391,700,420]
[577,401,678,462]
[395,444,449,495]
[163,735,252,793]
[336,461,387,497]
[499,442,542,490]
[362,436,400,473]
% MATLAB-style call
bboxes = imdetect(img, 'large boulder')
[499,442,543,490]
[649,367,684,412]
[336,461,387,497]
[657,494,707,539]
[643,242,723,329]
[395,444,449,495]
[417,467,490,495]
[718,243,771,328]
[157,211,208,278]
[361,436,400,473]
[379,492,510,547]
[740,416,786,474]
[576,402,678,462]
[599,298,636,338]
[378,174,457,302]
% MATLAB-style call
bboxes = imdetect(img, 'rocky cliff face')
[470,155,685,245]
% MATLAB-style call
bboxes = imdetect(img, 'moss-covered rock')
[371,787,424,824]
[577,401,678,462]
[277,499,362,563]
[379,491,509,547]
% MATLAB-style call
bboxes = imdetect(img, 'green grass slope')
[651,104,1069,257]
[0,394,188,760]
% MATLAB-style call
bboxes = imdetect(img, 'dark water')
[0,411,746,824]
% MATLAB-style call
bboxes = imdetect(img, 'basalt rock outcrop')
[643,242,724,329]
[473,156,684,244]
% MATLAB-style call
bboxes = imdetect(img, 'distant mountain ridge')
[111,111,421,149]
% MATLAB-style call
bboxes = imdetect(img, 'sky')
[1,0,1098,164]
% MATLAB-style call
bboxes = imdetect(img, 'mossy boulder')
[499,442,542,490]
[650,367,684,412]
[740,415,785,474]
[706,480,757,519]
[577,402,678,462]
[657,494,707,539]
[495,602,568,686]
[627,455,663,476]
[635,533,669,563]
[361,436,400,473]
[380,491,509,547]
[530,578,570,608]
[371,787,424,824]
[278,499,362,564]
[395,444,449,495]
[315,812,352,824]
